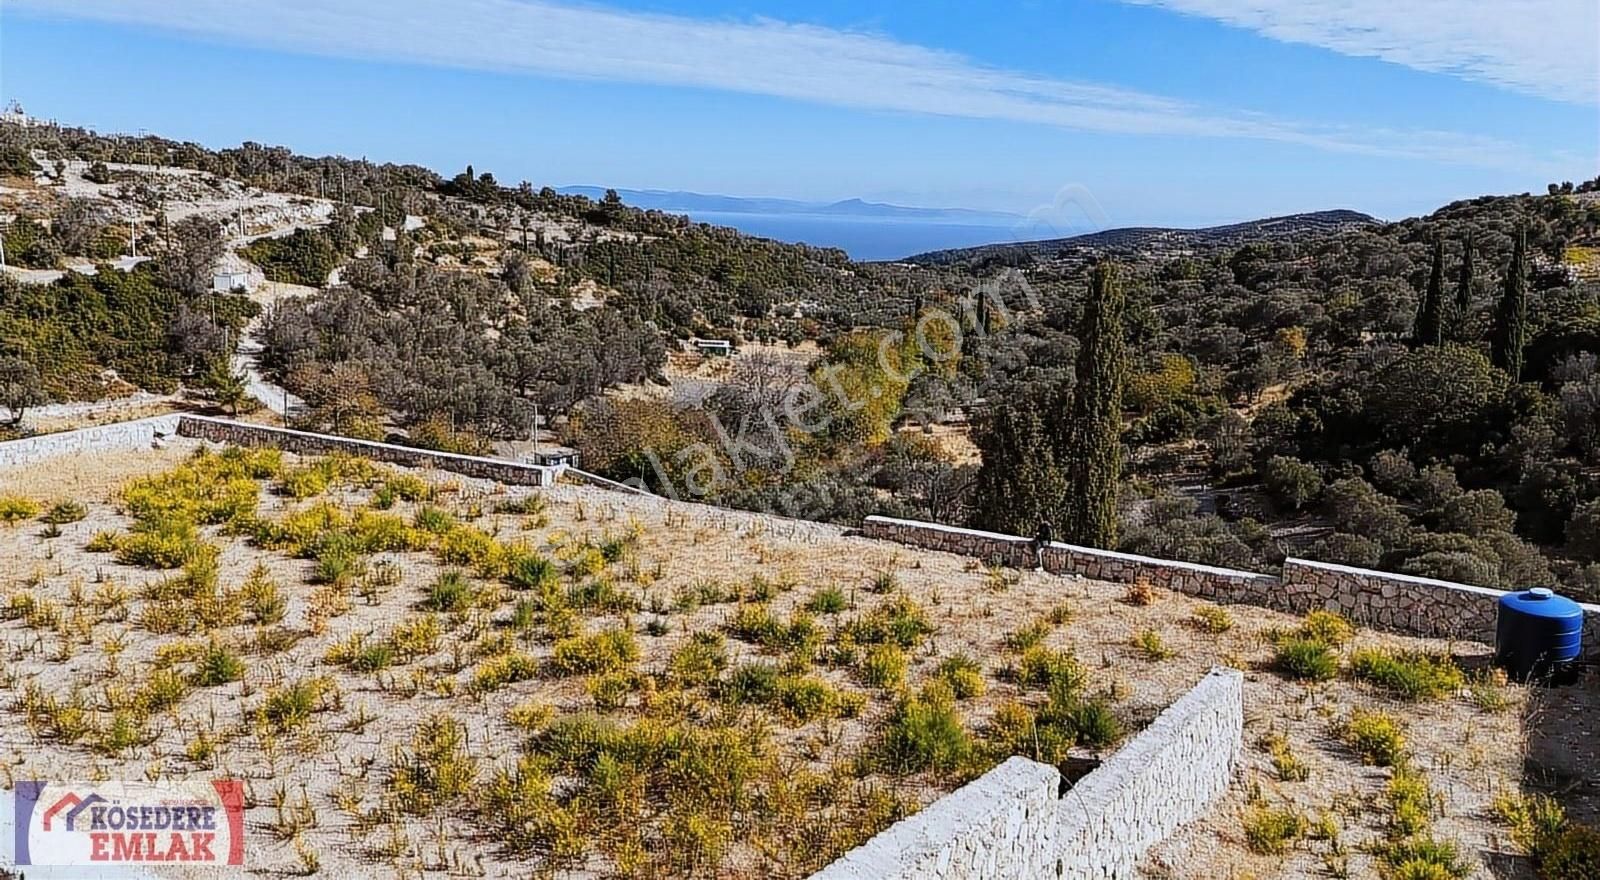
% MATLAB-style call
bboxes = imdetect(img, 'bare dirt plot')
[0,441,1535,878]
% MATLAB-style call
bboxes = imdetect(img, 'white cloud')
[11,0,1566,168]
[1125,0,1598,104]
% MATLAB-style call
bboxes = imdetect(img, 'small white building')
[212,270,251,292]
[689,337,733,358]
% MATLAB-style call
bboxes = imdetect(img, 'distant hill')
[905,209,1381,264]
[557,186,1021,224]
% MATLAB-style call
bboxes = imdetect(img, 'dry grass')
[0,439,1533,878]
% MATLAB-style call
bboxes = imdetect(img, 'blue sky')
[1,0,1595,228]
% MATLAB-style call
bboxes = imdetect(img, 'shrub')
[1133,629,1174,661]
[1189,606,1234,633]
[506,551,558,591]
[388,615,442,660]
[116,522,217,570]
[1386,765,1434,838]
[193,642,245,687]
[1274,638,1339,682]
[877,682,973,775]
[388,714,477,815]
[257,677,335,732]
[1379,837,1468,880]
[1339,710,1406,766]
[722,662,780,706]
[1262,731,1309,782]
[842,596,933,649]
[386,474,434,503]
[1544,826,1600,880]
[1349,649,1464,701]
[238,566,286,627]
[1298,611,1354,647]
[412,505,455,535]
[933,654,986,700]
[41,500,88,525]
[0,495,41,524]
[550,628,639,676]
[1017,647,1086,694]
[775,675,854,724]
[805,586,848,615]
[1262,456,1323,511]
[859,644,908,689]
[472,653,540,693]
[1243,805,1304,855]
[668,633,728,688]
[422,571,477,613]
[1051,696,1121,749]
[1003,620,1051,653]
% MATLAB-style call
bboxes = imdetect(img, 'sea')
[681,211,1030,262]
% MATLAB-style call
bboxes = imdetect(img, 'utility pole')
[129,218,137,259]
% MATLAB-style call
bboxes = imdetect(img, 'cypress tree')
[1414,237,1446,346]
[1061,261,1127,549]
[1491,226,1529,381]
[1456,230,1475,315]
[970,393,1067,537]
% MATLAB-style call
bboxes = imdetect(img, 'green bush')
[40,500,88,525]
[1349,648,1464,700]
[1243,805,1304,855]
[193,642,245,687]
[859,644,908,690]
[0,495,41,524]
[422,571,476,612]
[550,627,638,676]
[877,682,973,776]
[1544,826,1600,880]
[1274,638,1339,682]
[805,586,848,614]
[1340,710,1406,766]
[1016,646,1086,694]
[933,654,986,700]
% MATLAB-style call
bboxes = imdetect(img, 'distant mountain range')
[906,209,1381,264]
[557,186,1023,224]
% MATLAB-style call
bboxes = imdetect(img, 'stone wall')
[860,517,1283,607]
[176,417,559,488]
[0,415,182,471]
[810,669,1244,880]
[861,516,1600,659]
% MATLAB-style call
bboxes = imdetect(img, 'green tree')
[1455,230,1475,315]
[0,356,47,427]
[1261,456,1323,511]
[971,388,1068,537]
[1413,237,1445,346]
[1061,261,1127,548]
[199,359,249,416]
[1492,226,1530,380]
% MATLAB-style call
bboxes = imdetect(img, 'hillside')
[905,209,1380,264]
[0,435,1534,878]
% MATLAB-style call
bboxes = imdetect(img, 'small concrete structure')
[212,270,251,292]
[689,337,733,357]
[526,446,581,468]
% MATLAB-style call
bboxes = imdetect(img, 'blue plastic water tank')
[1495,588,1584,682]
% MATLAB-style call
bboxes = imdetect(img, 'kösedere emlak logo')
[13,780,245,866]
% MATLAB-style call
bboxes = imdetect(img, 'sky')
[0,0,1596,230]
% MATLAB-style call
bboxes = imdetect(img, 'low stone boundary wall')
[0,415,182,470]
[176,417,559,488]
[861,516,1600,658]
[861,517,1282,606]
[811,669,1244,880]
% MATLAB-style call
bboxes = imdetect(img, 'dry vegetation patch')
[0,440,1537,878]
